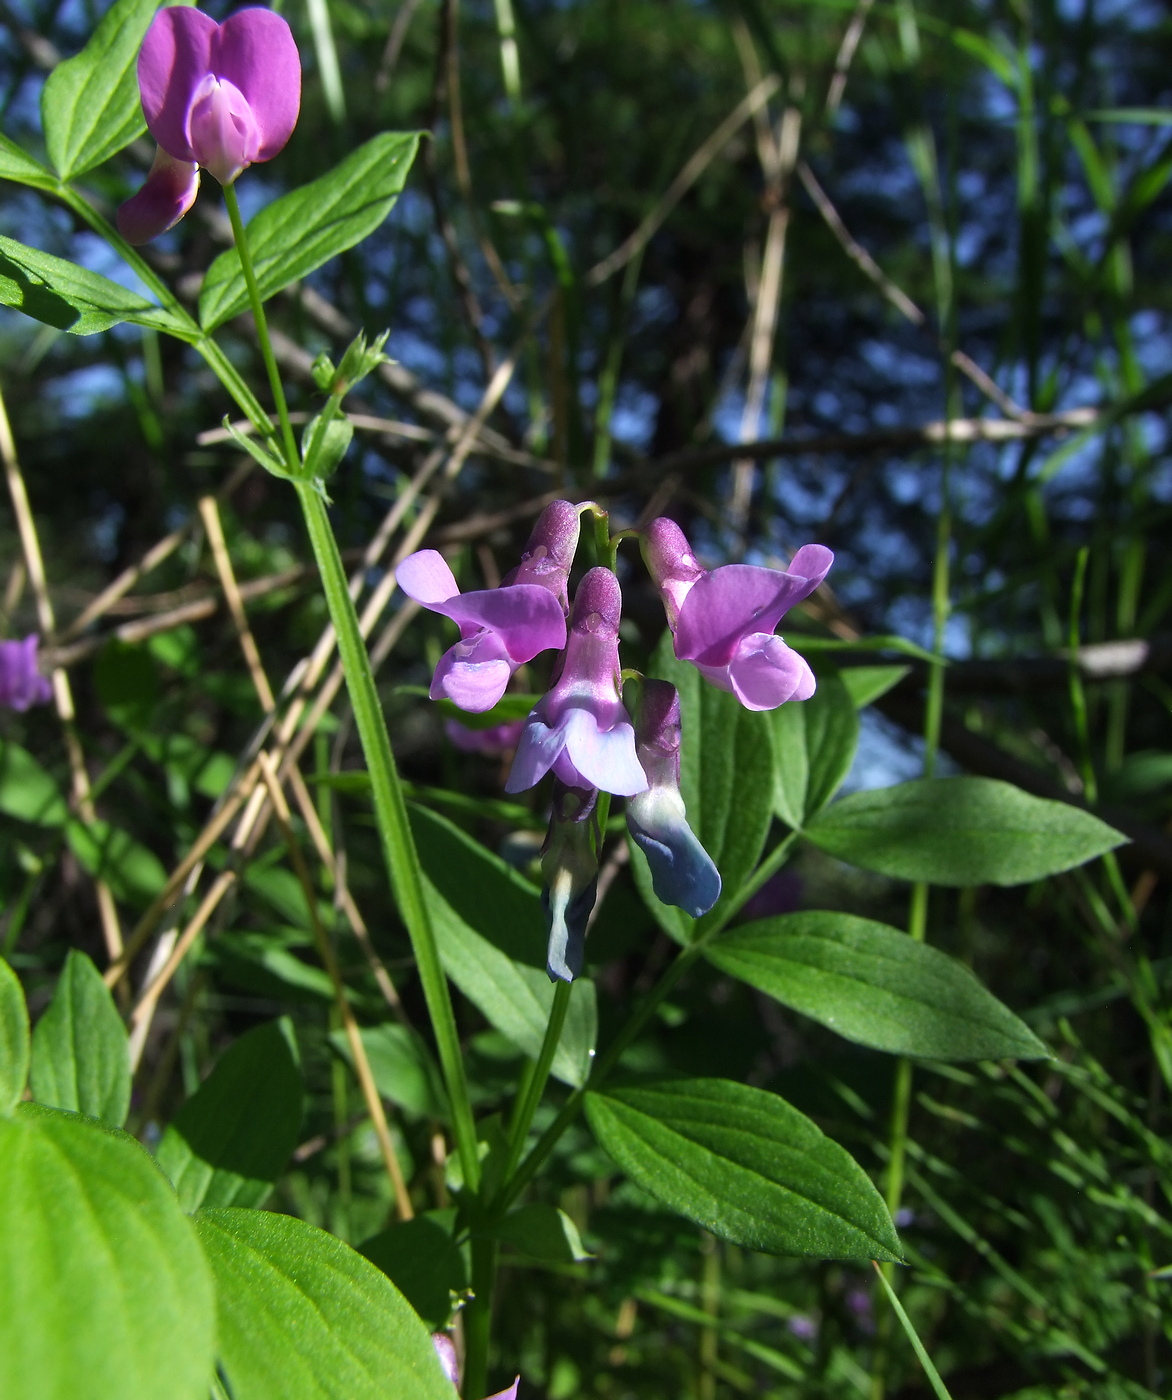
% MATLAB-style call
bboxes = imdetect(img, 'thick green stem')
[498,979,573,1193]
[463,1236,499,1398]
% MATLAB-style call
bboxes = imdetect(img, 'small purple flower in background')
[444,717,526,755]
[0,636,52,711]
[642,518,833,712]
[119,6,301,243]
[506,568,646,798]
[739,869,803,922]
[787,1314,818,1342]
[431,1333,520,1399]
[397,551,567,714]
[542,781,601,982]
[845,1286,874,1333]
[625,680,720,918]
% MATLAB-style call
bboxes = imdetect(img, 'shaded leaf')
[30,950,130,1125]
[0,742,67,827]
[359,1210,468,1331]
[331,1022,448,1121]
[484,1203,593,1264]
[771,674,859,829]
[66,817,167,905]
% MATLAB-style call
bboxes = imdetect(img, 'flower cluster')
[0,635,52,711]
[401,505,831,982]
[119,6,301,244]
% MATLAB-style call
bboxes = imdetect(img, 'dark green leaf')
[0,1104,215,1400]
[157,1019,303,1211]
[359,1210,468,1330]
[66,817,167,905]
[806,777,1127,886]
[0,958,29,1115]
[586,1078,900,1262]
[706,912,1048,1060]
[483,1203,593,1264]
[199,132,421,330]
[206,933,335,1003]
[0,134,59,192]
[42,0,177,179]
[330,1022,448,1120]
[194,1207,454,1400]
[0,741,67,826]
[0,234,189,337]
[771,674,859,828]
[839,665,911,709]
[29,950,130,1125]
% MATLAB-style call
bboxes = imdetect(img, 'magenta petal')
[561,709,647,795]
[214,8,302,160]
[486,1382,520,1400]
[138,7,218,162]
[186,74,260,184]
[396,550,459,606]
[505,716,566,792]
[439,586,567,662]
[674,565,818,664]
[719,634,814,710]
[117,146,200,245]
[430,648,513,713]
[788,543,834,585]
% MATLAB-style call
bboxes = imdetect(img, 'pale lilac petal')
[431,648,512,713]
[560,708,647,795]
[505,714,567,792]
[431,1334,459,1387]
[486,1381,520,1400]
[214,7,302,160]
[444,718,525,753]
[117,146,200,245]
[186,74,259,185]
[787,544,834,586]
[438,586,566,662]
[396,550,459,606]
[138,7,218,162]
[714,634,814,711]
[675,565,819,665]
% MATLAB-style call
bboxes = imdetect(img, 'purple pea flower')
[542,781,601,982]
[626,680,720,918]
[506,568,647,798]
[431,1333,519,1400]
[118,6,301,243]
[0,636,52,711]
[397,553,567,715]
[642,518,833,712]
[444,717,526,754]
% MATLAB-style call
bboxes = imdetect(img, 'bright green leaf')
[157,1019,303,1211]
[0,134,59,192]
[0,741,67,826]
[806,777,1127,886]
[586,1078,901,1262]
[359,1210,468,1330]
[29,950,130,1125]
[771,674,858,829]
[66,817,167,905]
[484,1203,593,1264]
[0,958,29,1115]
[839,665,911,709]
[199,132,422,330]
[330,1022,448,1120]
[194,1207,454,1400]
[0,1104,215,1400]
[706,912,1048,1060]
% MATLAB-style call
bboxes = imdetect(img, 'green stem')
[498,979,573,1194]
[463,1236,499,1398]
[221,182,300,469]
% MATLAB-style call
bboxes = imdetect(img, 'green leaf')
[206,932,335,1003]
[0,1104,215,1400]
[839,665,910,709]
[42,0,183,180]
[29,950,130,1125]
[805,777,1127,886]
[194,1207,454,1400]
[157,1019,303,1211]
[331,1023,447,1120]
[359,1210,468,1330]
[301,411,354,480]
[0,234,189,337]
[66,817,167,905]
[199,131,421,330]
[0,741,67,826]
[770,674,858,829]
[483,1203,593,1264]
[586,1078,901,1262]
[0,134,59,193]
[0,958,29,1115]
[637,633,777,940]
[706,912,1048,1060]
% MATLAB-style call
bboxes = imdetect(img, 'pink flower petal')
[214,8,301,161]
[560,708,647,795]
[505,714,567,792]
[438,586,566,662]
[674,565,817,665]
[138,7,219,163]
[116,145,200,245]
[396,550,459,606]
[485,1381,520,1400]
[186,73,260,185]
[431,650,513,713]
[705,634,814,711]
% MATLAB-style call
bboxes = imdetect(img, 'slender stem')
[498,979,573,1192]
[221,182,301,469]
[296,484,480,1191]
[463,1236,499,1399]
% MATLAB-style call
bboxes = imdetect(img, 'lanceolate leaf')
[0,235,190,338]
[0,1105,215,1400]
[770,673,859,829]
[806,776,1126,886]
[30,950,130,1126]
[65,817,167,905]
[330,1022,448,1121]
[706,912,1048,1061]
[157,1019,303,1211]
[0,134,59,193]
[586,1078,901,1262]
[0,959,29,1115]
[199,131,422,330]
[484,1203,593,1264]
[194,1207,454,1400]
[0,742,67,827]
[42,0,182,180]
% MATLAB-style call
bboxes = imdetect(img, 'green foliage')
[157,1019,303,1211]
[0,1104,215,1400]
[330,1022,448,1120]
[359,1210,468,1330]
[0,743,66,826]
[706,912,1048,1060]
[484,1203,593,1264]
[194,1207,453,1400]
[586,1079,902,1262]
[199,132,422,330]
[65,817,166,905]
[29,950,130,1125]
[806,776,1127,885]
[771,673,859,829]
[0,959,29,1114]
